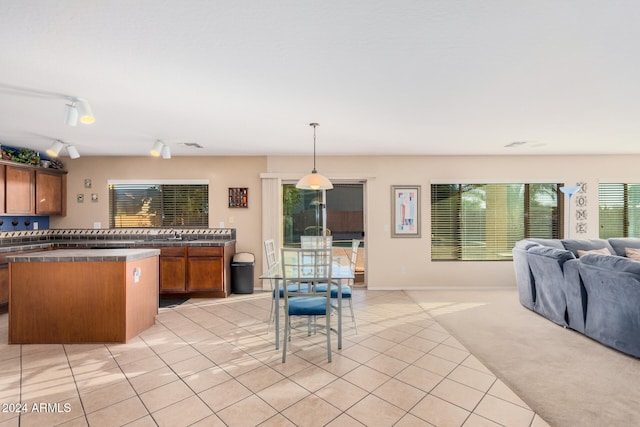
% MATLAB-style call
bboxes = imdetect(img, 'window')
[599,183,640,238]
[109,182,208,228]
[431,183,562,261]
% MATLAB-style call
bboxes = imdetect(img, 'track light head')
[46,140,64,157]
[75,98,95,124]
[150,140,164,157]
[66,145,80,159]
[161,144,171,159]
[64,103,78,126]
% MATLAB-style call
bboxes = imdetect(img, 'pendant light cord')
[310,122,319,173]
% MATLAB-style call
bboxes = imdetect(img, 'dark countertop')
[0,238,235,254]
[7,248,161,263]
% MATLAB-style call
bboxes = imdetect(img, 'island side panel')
[9,261,126,344]
[125,256,159,341]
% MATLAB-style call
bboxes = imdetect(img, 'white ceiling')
[1,1,639,158]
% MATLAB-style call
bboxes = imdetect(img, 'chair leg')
[348,299,358,335]
[267,297,275,334]
[326,314,332,362]
[282,312,289,363]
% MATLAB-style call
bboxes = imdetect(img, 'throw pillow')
[626,247,640,261]
[577,248,611,257]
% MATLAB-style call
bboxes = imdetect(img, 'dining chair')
[265,239,312,333]
[300,235,333,249]
[264,239,279,333]
[316,238,359,334]
[281,247,333,363]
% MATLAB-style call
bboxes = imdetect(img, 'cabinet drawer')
[160,247,185,257]
[188,246,223,257]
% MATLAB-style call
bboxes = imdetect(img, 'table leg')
[338,279,343,349]
[275,278,281,350]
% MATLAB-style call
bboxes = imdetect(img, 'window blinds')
[431,183,560,261]
[599,183,640,238]
[109,183,208,228]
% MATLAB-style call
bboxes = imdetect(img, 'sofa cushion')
[626,247,640,262]
[577,247,612,257]
[561,239,615,257]
[528,246,575,263]
[580,252,640,276]
[514,240,542,251]
[527,238,564,249]
[608,238,640,257]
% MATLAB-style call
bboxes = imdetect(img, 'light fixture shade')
[66,145,80,159]
[75,98,95,124]
[64,103,78,126]
[46,140,64,157]
[150,140,164,157]
[296,172,334,190]
[161,144,171,159]
[560,185,581,197]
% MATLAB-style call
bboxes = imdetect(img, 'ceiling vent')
[178,142,204,148]
[504,141,528,148]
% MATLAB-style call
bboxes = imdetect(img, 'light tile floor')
[0,290,549,426]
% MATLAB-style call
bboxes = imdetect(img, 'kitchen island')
[7,248,160,344]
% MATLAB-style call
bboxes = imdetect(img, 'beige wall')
[52,156,266,280]
[52,153,640,290]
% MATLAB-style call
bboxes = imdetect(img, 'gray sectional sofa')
[513,237,640,358]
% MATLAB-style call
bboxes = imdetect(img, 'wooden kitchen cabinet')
[0,248,47,313]
[158,244,235,298]
[187,247,224,292]
[0,165,5,214]
[159,247,187,292]
[5,165,34,214]
[35,169,66,215]
[1,161,67,216]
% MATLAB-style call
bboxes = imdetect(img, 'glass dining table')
[260,254,354,350]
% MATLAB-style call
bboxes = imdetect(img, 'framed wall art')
[391,185,421,237]
[228,187,248,208]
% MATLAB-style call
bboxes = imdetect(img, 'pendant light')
[296,123,333,190]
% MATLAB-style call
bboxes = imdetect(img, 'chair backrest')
[264,239,278,269]
[300,235,333,249]
[350,239,360,273]
[303,226,331,236]
[281,247,333,297]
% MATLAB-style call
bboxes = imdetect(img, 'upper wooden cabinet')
[0,165,5,215]
[35,169,66,215]
[5,165,35,214]
[2,162,67,216]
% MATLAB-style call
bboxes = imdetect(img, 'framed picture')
[228,187,248,208]
[391,185,421,237]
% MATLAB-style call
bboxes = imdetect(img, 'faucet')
[170,230,182,240]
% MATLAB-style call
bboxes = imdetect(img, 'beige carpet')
[406,289,640,427]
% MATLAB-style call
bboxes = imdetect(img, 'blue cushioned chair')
[281,247,333,363]
[316,239,359,334]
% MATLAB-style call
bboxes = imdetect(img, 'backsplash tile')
[0,228,236,246]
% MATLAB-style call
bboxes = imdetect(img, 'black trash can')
[231,252,255,294]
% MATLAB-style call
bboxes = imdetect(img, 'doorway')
[282,182,366,285]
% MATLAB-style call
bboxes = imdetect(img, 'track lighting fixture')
[46,140,64,157]
[64,98,94,126]
[151,140,171,159]
[150,140,164,157]
[46,140,81,159]
[161,144,171,159]
[64,102,79,126]
[75,98,95,124]
[66,145,80,159]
